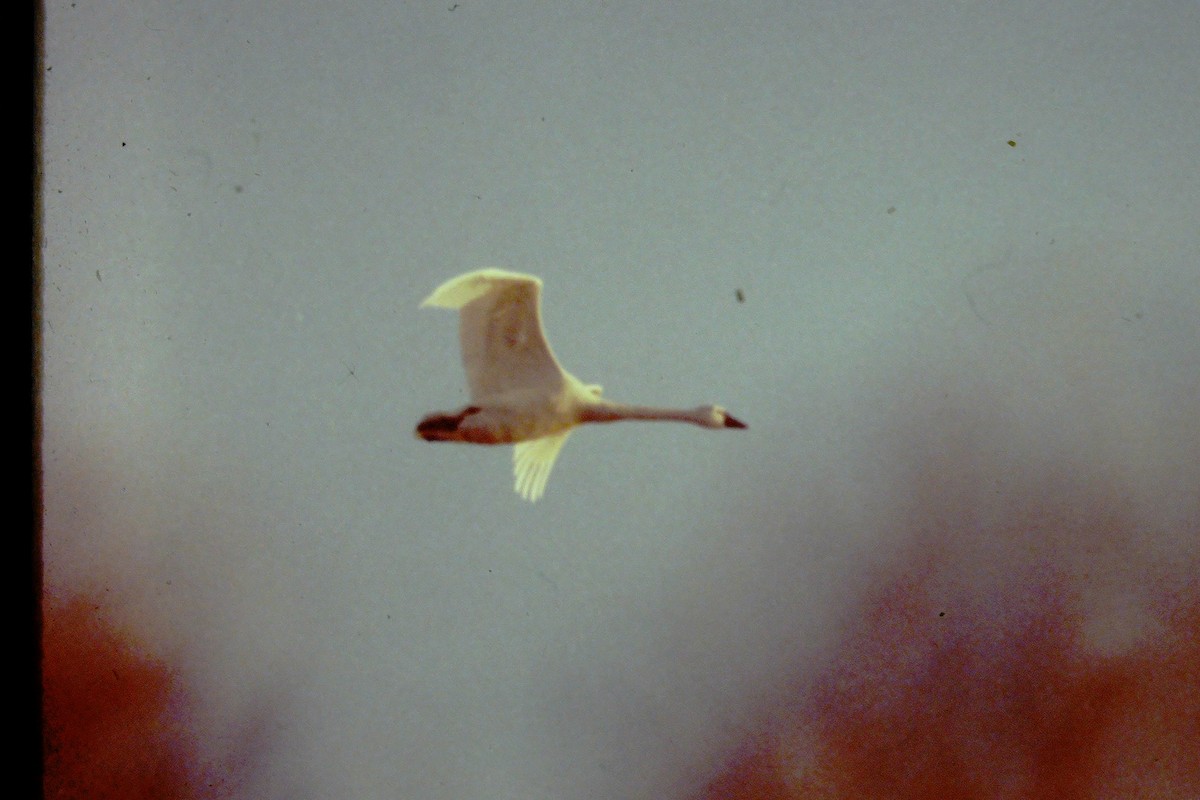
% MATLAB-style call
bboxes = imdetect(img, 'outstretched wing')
[512,431,571,502]
[421,269,568,402]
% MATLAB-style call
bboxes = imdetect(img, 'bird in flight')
[416,269,747,501]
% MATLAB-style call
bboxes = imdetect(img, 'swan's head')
[705,405,748,429]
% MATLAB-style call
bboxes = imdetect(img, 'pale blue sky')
[42,2,1198,798]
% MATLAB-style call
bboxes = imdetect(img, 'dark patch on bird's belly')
[415,406,514,444]
[415,406,481,442]
[415,413,461,441]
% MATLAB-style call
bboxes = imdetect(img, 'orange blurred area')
[700,567,1199,800]
[42,595,232,800]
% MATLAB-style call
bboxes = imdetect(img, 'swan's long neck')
[580,400,709,426]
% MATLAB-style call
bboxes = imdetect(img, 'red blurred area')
[42,595,231,800]
[700,563,1199,800]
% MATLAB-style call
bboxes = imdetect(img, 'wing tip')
[420,268,542,310]
[512,431,570,503]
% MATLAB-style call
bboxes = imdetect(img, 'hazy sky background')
[42,2,1198,798]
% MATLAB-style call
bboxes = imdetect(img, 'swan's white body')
[417,269,746,501]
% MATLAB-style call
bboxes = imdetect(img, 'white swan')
[416,269,747,501]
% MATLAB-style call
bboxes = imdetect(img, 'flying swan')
[416,269,747,501]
